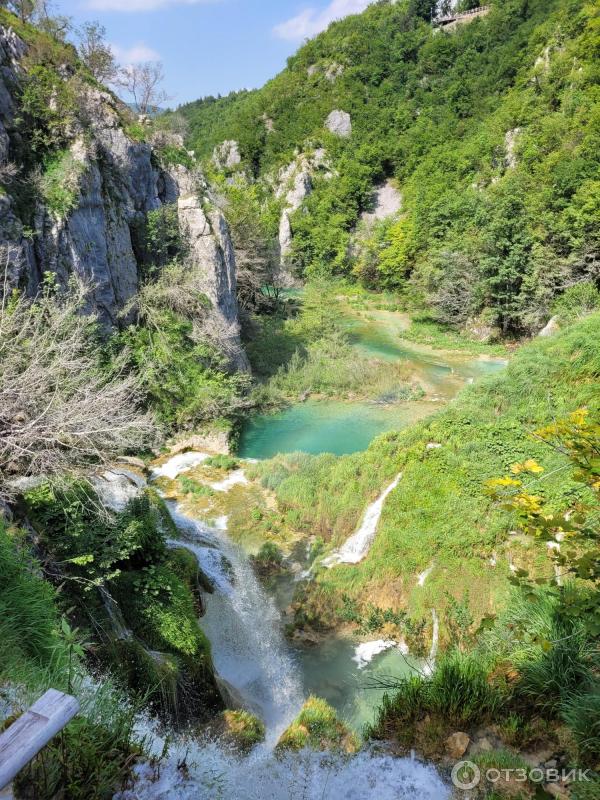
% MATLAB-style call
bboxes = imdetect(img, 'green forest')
[177,0,600,336]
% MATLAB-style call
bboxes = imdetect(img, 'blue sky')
[58,0,374,106]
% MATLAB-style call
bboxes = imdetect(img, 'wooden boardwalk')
[0,690,79,791]
[436,5,491,29]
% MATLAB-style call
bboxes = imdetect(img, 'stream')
[125,306,506,799]
[239,307,505,458]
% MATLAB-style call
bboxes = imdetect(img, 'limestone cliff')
[0,19,247,370]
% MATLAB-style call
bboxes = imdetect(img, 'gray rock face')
[325,110,352,138]
[212,140,242,170]
[360,180,403,225]
[504,128,521,169]
[274,149,331,269]
[175,168,249,370]
[0,24,247,369]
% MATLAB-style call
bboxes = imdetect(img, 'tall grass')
[254,313,600,621]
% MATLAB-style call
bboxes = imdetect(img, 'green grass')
[246,282,423,408]
[277,696,359,753]
[220,710,266,750]
[401,315,509,356]
[252,312,600,631]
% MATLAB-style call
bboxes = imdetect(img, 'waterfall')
[323,473,402,567]
[119,457,450,799]
[167,504,304,741]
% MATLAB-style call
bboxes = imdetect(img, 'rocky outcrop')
[0,22,247,368]
[174,168,249,370]
[504,127,521,169]
[274,148,331,280]
[325,110,352,138]
[212,139,241,170]
[360,180,403,225]
[538,315,560,337]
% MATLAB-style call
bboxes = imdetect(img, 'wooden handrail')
[0,690,79,790]
[436,5,491,24]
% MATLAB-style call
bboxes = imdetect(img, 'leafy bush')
[114,308,248,430]
[18,64,76,154]
[24,483,167,589]
[552,282,600,323]
[37,149,84,217]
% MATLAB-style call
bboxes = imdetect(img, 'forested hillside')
[177,0,600,336]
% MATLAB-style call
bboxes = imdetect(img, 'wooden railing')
[0,690,79,793]
[436,5,491,25]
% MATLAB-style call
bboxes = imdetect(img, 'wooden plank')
[0,690,79,790]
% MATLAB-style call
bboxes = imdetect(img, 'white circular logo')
[451,760,481,790]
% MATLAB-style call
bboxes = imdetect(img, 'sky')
[56,0,375,106]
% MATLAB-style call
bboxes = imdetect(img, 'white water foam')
[323,473,402,567]
[417,564,434,587]
[423,609,439,678]
[151,451,210,480]
[118,746,450,800]
[209,469,249,492]
[352,640,408,670]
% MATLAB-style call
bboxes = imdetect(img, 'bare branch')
[0,260,157,501]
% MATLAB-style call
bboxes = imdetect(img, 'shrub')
[277,696,359,753]
[0,278,154,502]
[37,149,84,217]
[204,454,239,471]
[251,541,284,575]
[220,709,265,750]
[18,65,77,154]
[552,282,600,324]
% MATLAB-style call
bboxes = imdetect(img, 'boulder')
[325,110,352,138]
[445,732,470,759]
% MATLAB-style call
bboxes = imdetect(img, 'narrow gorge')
[1,1,599,799]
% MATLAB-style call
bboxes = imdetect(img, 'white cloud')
[111,42,161,63]
[88,0,216,11]
[273,0,373,41]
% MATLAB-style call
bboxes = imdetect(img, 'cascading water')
[323,473,403,567]
[116,461,451,799]
[167,503,304,741]
[120,744,450,799]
